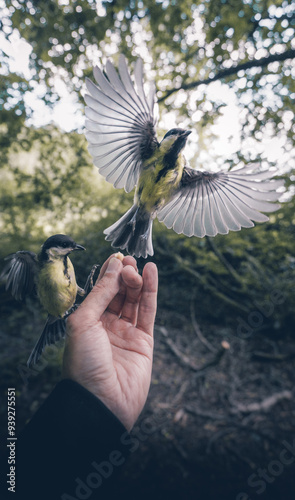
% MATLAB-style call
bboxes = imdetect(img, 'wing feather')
[182,192,198,236]
[230,167,279,181]
[214,180,261,225]
[213,186,243,231]
[195,182,206,237]
[93,65,148,118]
[118,55,147,116]
[214,178,280,213]
[206,182,229,235]
[203,182,218,236]
[133,58,150,115]
[85,56,158,193]
[0,251,37,301]
[27,315,66,367]
[171,190,192,234]
[157,167,283,237]
[85,79,149,126]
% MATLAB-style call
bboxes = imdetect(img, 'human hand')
[62,254,158,431]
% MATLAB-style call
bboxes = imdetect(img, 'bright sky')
[1,29,84,131]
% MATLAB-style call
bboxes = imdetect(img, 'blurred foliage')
[1,0,295,154]
[0,125,118,253]
[0,125,294,350]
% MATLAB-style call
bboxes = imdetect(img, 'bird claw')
[64,304,79,319]
[84,264,100,294]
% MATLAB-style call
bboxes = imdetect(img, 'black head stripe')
[163,128,186,140]
[42,234,76,251]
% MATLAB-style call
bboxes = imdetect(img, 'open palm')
[63,255,158,431]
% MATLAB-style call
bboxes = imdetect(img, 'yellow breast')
[37,258,77,317]
[138,152,184,213]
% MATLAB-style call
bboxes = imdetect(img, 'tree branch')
[158,48,295,102]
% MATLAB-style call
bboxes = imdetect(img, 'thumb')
[80,257,123,318]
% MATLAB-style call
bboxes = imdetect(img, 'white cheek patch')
[47,247,71,258]
[162,136,175,149]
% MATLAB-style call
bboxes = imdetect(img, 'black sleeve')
[1,379,131,500]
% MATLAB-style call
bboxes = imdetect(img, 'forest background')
[1,1,295,499]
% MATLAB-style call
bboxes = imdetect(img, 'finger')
[96,254,124,317]
[78,257,123,319]
[122,255,138,271]
[98,254,137,282]
[87,253,138,317]
[97,253,123,281]
[120,265,143,324]
[96,255,113,281]
[137,262,158,336]
[106,256,138,316]
[107,263,140,317]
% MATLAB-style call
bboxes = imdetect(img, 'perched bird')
[84,55,284,258]
[0,234,95,367]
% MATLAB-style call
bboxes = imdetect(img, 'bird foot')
[64,304,79,319]
[83,264,100,295]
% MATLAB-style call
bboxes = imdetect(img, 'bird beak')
[182,130,192,137]
[74,244,86,251]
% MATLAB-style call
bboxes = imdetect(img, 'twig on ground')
[156,325,227,374]
[252,351,295,362]
[185,406,228,421]
[230,390,292,414]
[156,326,199,371]
[173,380,190,406]
[192,348,227,380]
[190,297,217,353]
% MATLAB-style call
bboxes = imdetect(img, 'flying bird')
[0,234,97,367]
[84,55,283,258]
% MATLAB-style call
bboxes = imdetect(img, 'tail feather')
[104,205,154,258]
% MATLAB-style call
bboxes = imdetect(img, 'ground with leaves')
[1,294,295,500]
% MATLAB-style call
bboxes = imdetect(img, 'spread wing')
[27,305,79,367]
[0,251,38,301]
[84,55,159,193]
[157,165,284,237]
[27,315,67,368]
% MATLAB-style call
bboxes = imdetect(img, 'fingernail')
[106,257,121,273]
